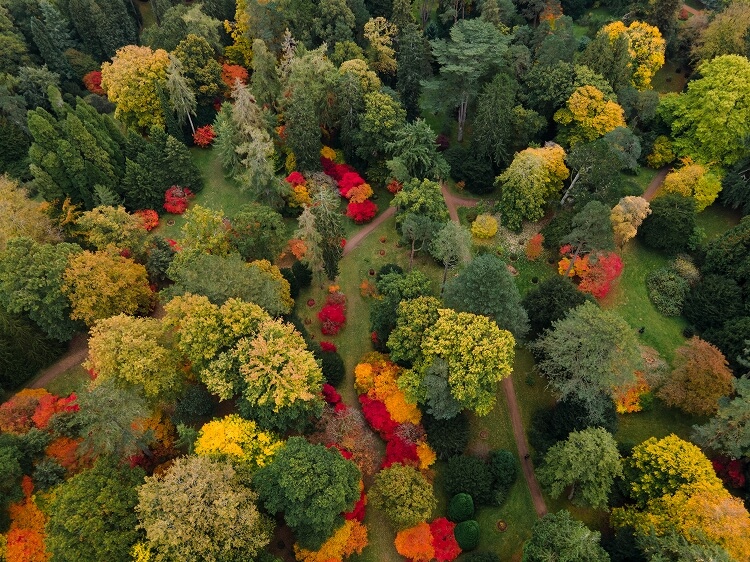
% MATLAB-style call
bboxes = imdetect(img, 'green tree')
[538,427,622,509]
[721,152,750,216]
[177,203,231,256]
[172,33,222,106]
[355,89,407,165]
[46,459,145,562]
[560,200,615,275]
[692,1,750,63]
[67,0,137,61]
[423,18,509,141]
[85,314,182,401]
[370,463,437,529]
[387,296,441,367]
[0,237,82,341]
[312,0,356,46]
[522,510,610,562]
[311,186,344,281]
[662,55,750,166]
[0,5,31,75]
[521,276,590,340]
[400,213,438,269]
[230,203,286,262]
[693,375,750,458]
[137,455,273,561]
[141,4,222,53]
[638,194,696,254]
[496,143,569,231]
[386,118,450,182]
[534,301,643,423]
[443,254,529,340]
[391,178,449,227]
[253,437,361,550]
[429,221,471,293]
[396,23,432,121]
[403,309,515,416]
[472,73,519,168]
[250,38,280,109]
[31,16,74,79]
[74,205,149,258]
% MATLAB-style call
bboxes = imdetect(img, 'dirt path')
[681,3,702,16]
[343,206,396,257]
[642,167,669,202]
[27,333,89,389]
[440,184,549,517]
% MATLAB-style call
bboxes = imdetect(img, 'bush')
[346,200,378,223]
[448,493,474,522]
[173,384,215,424]
[454,520,480,551]
[683,275,743,332]
[645,268,690,316]
[33,458,66,490]
[376,263,403,283]
[488,449,517,490]
[318,303,346,335]
[320,350,345,387]
[471,214,498,238]
[423,412,469,460]
[671,255,700,285]
[444,455,494,506]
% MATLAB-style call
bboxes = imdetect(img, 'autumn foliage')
[82,70,105,95]
[192,125,216,148]
[318,292,347,335]
[135,209,159,231]
[559,247,623,299]
[294,519,368,562]
[430,518,462,562]
[6,478,49,562]
[0,389,50,433]
[221,63,249,93]
[346,200,378,223]
[163,185,194,215]
[613,371,650,414]
[394,522,434,561]
[525,233,544,261]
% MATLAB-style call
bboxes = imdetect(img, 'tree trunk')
[410,239,416,270]
[560,167,586,205]
[186,111,195,135]
[441,262,449,295]
[457,93,468,143]
[568,482,576,500]
[563,245,582,278]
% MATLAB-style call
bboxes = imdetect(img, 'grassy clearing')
[696,204,741,242]
[616,397,705,446]
[601,241,687,363]
[45,365,89,396]
[652,61,688,94]
[630,167,659,193]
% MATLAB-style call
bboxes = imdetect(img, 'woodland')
[0,0,749,560]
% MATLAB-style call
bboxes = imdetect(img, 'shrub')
[320,350,345,387]
[454,520,480,551]
[430,517,461,562]
[346,200,378,223]
[638,194,696,254]
[443,456,494,506]
[525,233,544,261]
[220,63,248,91]
[488,449,517,490]
[82,70,105,95]
[338,172,365,197]
[423,413,469,460]
[671,255,700,285]
[163,186,194,215]
[318,303,346,335]
[645,268,689,316]
[135,209,159,231]
[646,135,674,168]
[447,493,474,523]
[32,458,65,491]
[192,125,216,148]
[394,522,434,562]
[376,264,403,282]
[370,463,437,530]
[471,215,498,239]
[683,275,743,332]
[540,211,573,249]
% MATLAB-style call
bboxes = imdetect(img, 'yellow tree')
[611,196,651,247]
[0,176,60,251]
[364,17,398,75]
[86,314,183,400]
[602,21,665,89]
[101,45,170,130]
[554,85,626,146]
[659,158,722,212]
[74,205,149,258]
[62,250,152,326]
[223,0,252,66]
[194,414,283,471]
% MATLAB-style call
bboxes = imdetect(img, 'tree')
[142,4,222,52]
[692,0,750,63]
[534,301,642,423]
[74,205,149,258]
[662,55,750,166]
[560,201,615,274]
[165,54,197,135]
[638,194,696,254]
[429,221,471,292]
[235,318,324,432]
[522,510,610,562]
[400,213,438,269]
[30,16,73,79]
[230,203,286,262]
[423,18,509,142]
[385,119,450,182]
[172,33,223,106]
[176,204,231,256]
[404,309,515,416]
[554,85,626,147]
[0,237,81,341]
[721,152,750,215]
[250,38,280,109]
[85,314,182,400]
[62,250,152,326]
[658,337,734,416]
[67,0,137,61]
[194,414,283,470]
[100,45,170,130]
[73,381,153,459]
[370,463,437,529]
[46,459,145,562]
[253,437,361,550]
[683,275,743,332]
[312,0,356,45]
[396,23,432,121]
[537,427,621,509]
[443,254,529,340]
[522,276,590,340]
[294,206,325,281]
[165,253,293,315]
[137,455,273,561]
[310,187,344,281]
[388,296,442,366]
[693,375,750,458]
[611,196,650,247]
[472,73,519,168]
[391,178,449,227]
[660,160,722,212]
[496,143,569,231]
[355,90,407,165]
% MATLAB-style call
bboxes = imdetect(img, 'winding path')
[441,183,548,517]
[643,167,669,202]
[343,206,396,256]
[26,333,88,389]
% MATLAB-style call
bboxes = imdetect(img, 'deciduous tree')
[370,463,437,529]
[554,85,626,147]
[523,510,610,562]
[660,159,722,212]
[429,221,471,292]
[611,196,651,247]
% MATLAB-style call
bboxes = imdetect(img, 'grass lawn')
[616,397,706,446]
[652,61,688,94]
[630,167,658,194]
[696,204,741,242]
[45,365,89,397]
[601,241,687,363]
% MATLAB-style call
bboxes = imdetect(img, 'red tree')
[346,200,378,223]
[193,125,216,147]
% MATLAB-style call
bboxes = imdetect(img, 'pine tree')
[396,23,432,121]
[311,187,344,281]
[30,17,74,78]
[165,55,196,135]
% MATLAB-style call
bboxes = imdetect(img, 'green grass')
[630,167,659,194]
[616,397,706,446]
[45,365,89,397]
[151,148,255,240]
[683,0,704,11]
[602,241,687,363]
[696,204,741,242]
[652,61,688,94]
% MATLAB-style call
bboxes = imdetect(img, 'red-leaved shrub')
[338,172,366,197]
[430,518,461,562]
[163,185,194,215]
[712,456,747,489]
[193,125,216,148]
[322,384,342,405]
[382,435,419,468]
[82,70,105,95]
[285,171,306,186]
[387,179,403,194]
[135,209,159,231]
[318,298,346,335]
[320,341,337,353]
[578,252,623,299]
[525,233,544,261]
[346,200,378,223]
[359,395,398,441]
[31,393,78,430]
[345,490,367,521]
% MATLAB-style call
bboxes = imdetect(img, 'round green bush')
[444,455,493,506]
[320,350,345,387]
[423,412,469,460]
[488,449,518,489]
[645,268,689,316]
[447,493,474,523]
[454,520,480,551]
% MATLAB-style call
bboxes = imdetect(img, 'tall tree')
[172,33,222,105]
[560,200,615,275]
[429,221,471,293]
[391,178,449,227]
[693,375,750,458]
[523,511,610,562]
[472,73,518,168]
[396,23,432,121]
[611,196,651,248]
[538,427,622,509]
[385,118,450,182]
[250,38,280,110]
[553,85,626,147]
[311,186,344,281]
[443,254,529,340]
[253,437,361,550]
[423,18,509,142]
[165,54,197,134]
[522,276,590,340]
[534,301,642,423]
[67,0,137,61]
[370,463,437,529]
